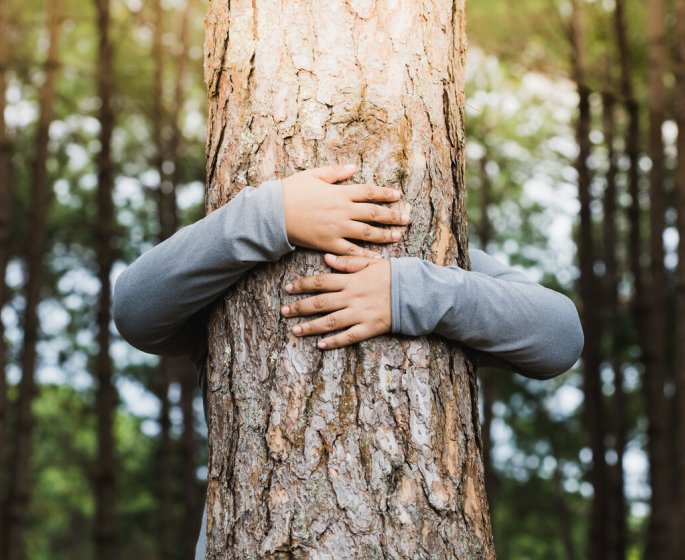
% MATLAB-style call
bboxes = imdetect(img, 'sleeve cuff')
[390,257,402,333]
[257,178,297,256]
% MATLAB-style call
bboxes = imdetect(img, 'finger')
[317,323,372,350]
[351,203,411,225]
[332,239,382,259]
[345,220,404,244]
[291,308,356,337]
[284,273,347,294]
[324,253,379,273]
[281,291,345,317]
[348,184,402,203]
[307,163,357,184]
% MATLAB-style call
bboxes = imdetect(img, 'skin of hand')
[280,253,394,349]
[281,163,411,258]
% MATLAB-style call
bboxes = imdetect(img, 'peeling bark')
[203,1,494,558]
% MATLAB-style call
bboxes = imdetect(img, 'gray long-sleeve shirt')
[113,177,583,383]
[112,177,584,559]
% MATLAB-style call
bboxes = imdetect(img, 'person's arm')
[388,248,584,379]
[113,164,409,363]
[112,178,296,364]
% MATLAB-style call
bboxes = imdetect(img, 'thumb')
[308,163,357,184]
[324,253,380,273]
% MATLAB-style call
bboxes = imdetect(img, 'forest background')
[1,0,683,559]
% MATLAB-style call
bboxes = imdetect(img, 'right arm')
[112,178,295,363]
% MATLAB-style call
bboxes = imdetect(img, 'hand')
[280,253,392,349]
[281,163,410,258]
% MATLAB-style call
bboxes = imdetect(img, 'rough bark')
[569,2,608,559]
[672,0,685,552]
[644,1,670,557]
[3,2,62,559]
[93,0,117,558]
[202,1,494,558]
[0,0,13,539]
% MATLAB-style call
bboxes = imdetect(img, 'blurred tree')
[92,0,116,558]
[0,0,13,542]
[3,2,63,559]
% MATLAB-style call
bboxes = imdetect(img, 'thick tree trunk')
[672,0,685,552]
[569,2,608,559]
[0,0,12,540]
[93,0,117,558]
[3,3,62,559]
[202,1,494,558]
[644,1,670,557]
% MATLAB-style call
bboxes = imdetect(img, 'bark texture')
[202,1,494,558]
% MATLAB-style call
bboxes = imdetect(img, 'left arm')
[281,250,584,380]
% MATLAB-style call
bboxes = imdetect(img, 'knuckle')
[313,275,324,289]
[313,295,325,310]
[369,205,379,220]
[362,223,372,240]
[325,314,337,329]
[291,301,301,314]
[344,331,357,345]
[365,185,375,201]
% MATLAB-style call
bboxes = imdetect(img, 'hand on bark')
[281,254,393,349]
[281,164,410,258]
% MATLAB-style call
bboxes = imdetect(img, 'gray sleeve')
[112,178,296,363]
[389,248,584,379]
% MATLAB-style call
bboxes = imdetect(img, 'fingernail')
[327,254,337,261]
[374,255,383,259]
[401,213,410,223]
[281,305,290,315]
[318,340,327,348]
[392,230,402,240]
[392,189,401,198]
[344,163,356,172]
[293,325,302,334]
[285,283,293,291]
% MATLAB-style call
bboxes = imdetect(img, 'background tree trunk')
[672,0,685,552]
[93,0,117,558]
[202,1,494,558]
[0,0,13,543]
[644,1,670,557]
[3,2,62,558]
[569,2,608,559]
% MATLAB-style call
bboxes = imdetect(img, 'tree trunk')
[202,1,494,558]
[672,0,685,552]
[169,3,202,556]
[3,2,62,558]
[601,88,626,560]
[0,0,13,541]
[569,2,608,560]
[151,1,175,556]
[93,0,117,558]
[644,1,670,557]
